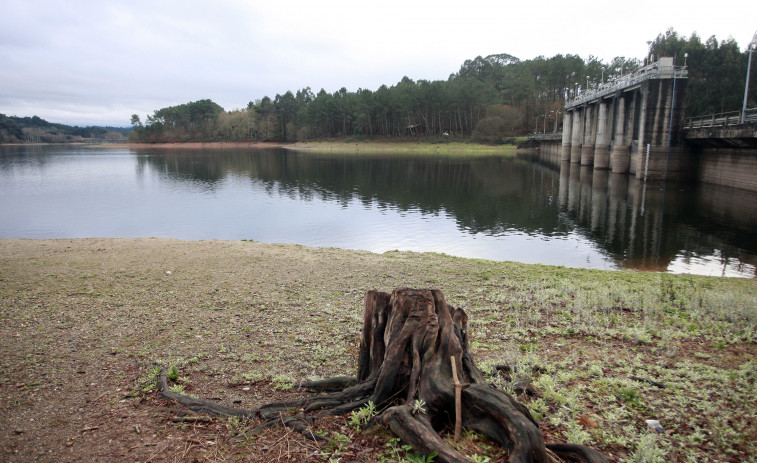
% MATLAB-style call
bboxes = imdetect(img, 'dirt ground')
[1,239,755,462]
[0,238,484,462]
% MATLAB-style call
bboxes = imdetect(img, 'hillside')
[0,113,130,144]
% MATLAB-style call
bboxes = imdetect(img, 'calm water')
[2,144,756,278]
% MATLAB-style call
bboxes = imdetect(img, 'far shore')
[4,139,523,154]
[123,140,521,154]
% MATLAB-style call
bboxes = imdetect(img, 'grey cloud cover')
[1,0,754,126]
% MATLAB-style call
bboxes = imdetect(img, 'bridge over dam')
[527,57,757,192]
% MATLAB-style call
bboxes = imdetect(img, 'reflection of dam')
[134,147,757,276]
[552,156,757,276]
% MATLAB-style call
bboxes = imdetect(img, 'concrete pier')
[561,58,689,181]
[523,59,757,191]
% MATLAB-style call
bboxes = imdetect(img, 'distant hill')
[0,114,131,144]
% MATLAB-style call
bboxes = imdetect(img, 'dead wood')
[157,288,608,462]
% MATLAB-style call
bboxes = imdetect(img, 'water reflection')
[133,148,573,237]
[1,144,756,277]
[131,147,757,276]
[552,158,757,277]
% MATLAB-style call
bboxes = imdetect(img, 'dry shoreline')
[1,238,755,461]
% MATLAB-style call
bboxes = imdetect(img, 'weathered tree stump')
[158,288,607,462]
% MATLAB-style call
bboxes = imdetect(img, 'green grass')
[286,139,521,155]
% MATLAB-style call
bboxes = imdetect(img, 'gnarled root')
[157,288,608,462]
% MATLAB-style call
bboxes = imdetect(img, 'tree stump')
[158,288,607,462]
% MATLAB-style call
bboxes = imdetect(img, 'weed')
[225,415,250,436]
[348,401,377,429]
[167,365,180,381]
[379,437,413,461]
[168,384,185,394]
[272,374,295,390]
[411,399,427,416]
[405,451,437,463]
[630,434,666,463]
[614,386,640,407]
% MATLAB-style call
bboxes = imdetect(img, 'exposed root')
[157,288,608,462]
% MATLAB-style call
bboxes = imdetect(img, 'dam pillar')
[610,95,630,173]
[570,107,583,163]
[560,111,573,162]
[581,104,595,166]
[594,100,610,169]
[635,70,690,182]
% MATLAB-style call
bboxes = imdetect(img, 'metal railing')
[566,61,688,109]
[683,108,757,129]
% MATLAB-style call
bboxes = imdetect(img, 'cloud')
[1,0,755,126]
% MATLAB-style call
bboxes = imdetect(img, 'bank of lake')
[1,238,754,462]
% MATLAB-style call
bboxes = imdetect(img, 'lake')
[1,144,756,278]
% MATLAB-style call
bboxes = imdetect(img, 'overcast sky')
[1,0,755,127]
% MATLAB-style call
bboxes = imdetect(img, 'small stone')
[242,387,250,391]
[14,428,24,434]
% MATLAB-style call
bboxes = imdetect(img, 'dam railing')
[566,60,688,109]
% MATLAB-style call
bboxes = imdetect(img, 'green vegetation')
[349,401,377,429]
[0,113,129,144]
[128,28,756,145]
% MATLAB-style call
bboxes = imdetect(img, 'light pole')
[601,67,605,83]
[544,111,552,133]
[742,30,757,124]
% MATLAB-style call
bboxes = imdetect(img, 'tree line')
[0,114,129,144]
[129,28,756,143]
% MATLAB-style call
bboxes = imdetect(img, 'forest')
[0,114,129,144]
[131,29,757,143]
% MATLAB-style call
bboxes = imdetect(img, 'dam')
[529,57,757,191]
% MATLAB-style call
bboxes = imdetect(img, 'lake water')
[2,144,756,278]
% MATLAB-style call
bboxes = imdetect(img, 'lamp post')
[535,114,545,134]
[544,111,553,133]
[601,67,605,83]
[741,30,757,124]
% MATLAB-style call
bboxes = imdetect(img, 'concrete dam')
[530,57,757,191]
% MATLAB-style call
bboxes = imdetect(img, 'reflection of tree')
[133,148,571,237]
[133,148,757,272]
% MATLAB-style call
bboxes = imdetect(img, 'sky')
[1,0,755,127]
